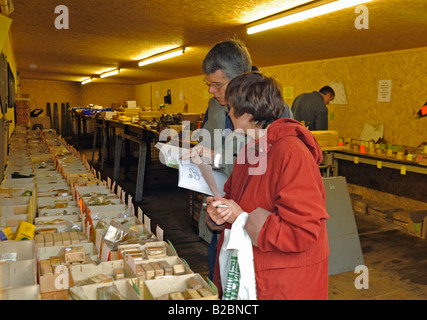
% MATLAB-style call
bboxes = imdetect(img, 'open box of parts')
[143,273,218,300]
[37,243,98,293]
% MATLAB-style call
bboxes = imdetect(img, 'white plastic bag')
[219,212,257,300]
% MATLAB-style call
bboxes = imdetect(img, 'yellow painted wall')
[134,47,427,148]
[19,79,81,113]
[80,82,135,108]
[1,32,17,135]
[19,79,136,130]
[262,47,427,147]
[19,80,136,112]
[135,75,209,114]
[17,47,427,148]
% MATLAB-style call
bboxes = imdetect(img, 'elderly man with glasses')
[186,38,293,281]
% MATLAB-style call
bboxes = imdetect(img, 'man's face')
[204,69,230,106]
[323,93,334,105]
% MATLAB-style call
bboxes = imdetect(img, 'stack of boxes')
[351,193,427,239]
[0,125,217,300]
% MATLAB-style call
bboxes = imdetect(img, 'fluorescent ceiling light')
[81,78,92,85]
[247,0,372,34]
[138,47,185,67]
[100,69,120,78]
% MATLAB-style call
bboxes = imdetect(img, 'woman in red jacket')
[206,72,330,300]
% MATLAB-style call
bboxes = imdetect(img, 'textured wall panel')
[262,48,427,147]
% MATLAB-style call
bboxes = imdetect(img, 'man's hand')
[181,144,214,165]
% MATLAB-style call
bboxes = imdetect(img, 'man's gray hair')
[202,39,252,80]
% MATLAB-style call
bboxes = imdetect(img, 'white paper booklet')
[155,142,228,196]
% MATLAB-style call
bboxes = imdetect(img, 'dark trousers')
[208,231,218,280]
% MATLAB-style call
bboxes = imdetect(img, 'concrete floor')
[329,213,427,300]
[81,144,427,300]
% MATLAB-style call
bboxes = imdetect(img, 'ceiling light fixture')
[81,78,92,85]
[247,0,372,34]
[100,69,120,78]
[138,47,185,67]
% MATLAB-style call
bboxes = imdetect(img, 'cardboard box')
[0,227,14,241]
[407,210,427,239]
[181,113,201,123]
[69,278,143,300]
[393,210,411,228]
[30,116,51,129]
[0,260,38,288]
[367,202,403,221]
[0,194,31,217]
[93,217,151,257]
[69,260,128,286]
[352,198,376,215]
[35,214,80,228]
[37,243,98,293]
[118,241,176,261]
[13,221,36,240]
[3,214,29,228]
[127,256,191,279]
[0,284,40,300]
[38,207,81,217]
[40,289,69,300]
[144,274,217,300]
[0,240,35,261]
[311,130,339,148]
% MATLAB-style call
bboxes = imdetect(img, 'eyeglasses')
[203,78,229,90]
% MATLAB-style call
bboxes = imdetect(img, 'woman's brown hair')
[225,72,284,129]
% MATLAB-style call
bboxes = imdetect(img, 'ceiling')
[6,0,427,85]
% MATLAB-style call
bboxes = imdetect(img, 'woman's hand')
[206,196,244,225]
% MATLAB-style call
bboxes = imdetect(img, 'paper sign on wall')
[328,82,348,105]
[283,87,294,99]
[378,80,392,102]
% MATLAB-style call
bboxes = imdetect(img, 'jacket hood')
[267,118,323,165]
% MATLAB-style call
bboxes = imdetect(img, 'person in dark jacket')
[291,86,335,130]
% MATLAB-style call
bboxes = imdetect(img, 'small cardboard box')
[38,207,81,217]
[367,202,403,221]
[407,210,427,239]
[0,260,38,289]
[311,130,339,148]
[37,242,98,293]
[40,289,69,300]
[13,221,36,240]
[4,214,29,228]
[181,113,201,123]
[144,274,218,300]
[127,256,192,280]
[118,241,177,261]
[69,278,143,300]
[393,211,411,228]
[35,214,80,226]
[0,284,40,300]
[0,227,14,241]
[352,198,376,215]
[0,240,35,261]
[69,259,129,286]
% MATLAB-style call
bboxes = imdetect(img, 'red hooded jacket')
[213,118,330,300]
